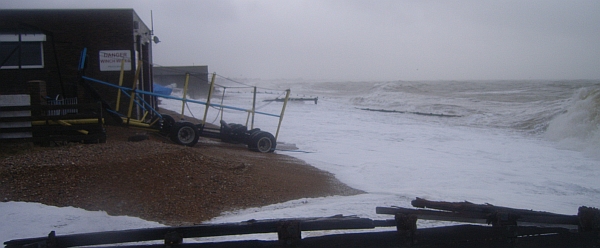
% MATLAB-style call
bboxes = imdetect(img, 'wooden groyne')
[5,198,599,248]
[264,97,318,104]
[358,107,463,117]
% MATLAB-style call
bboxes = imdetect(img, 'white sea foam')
[189,79,600,219]
[2,80,599,243]
[545,86,600,158]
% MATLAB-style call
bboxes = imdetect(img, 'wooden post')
[277,220,301,246]
[578,206,600,232]
[395,214,417,245]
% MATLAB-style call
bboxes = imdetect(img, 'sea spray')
[158,79,599,220]
[545,86,600,158]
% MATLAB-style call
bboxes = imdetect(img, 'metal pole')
[202,73,217,125]
[116,59,125,111]
[245,111,251,127]
[126,60,142,124]
[219,87,226,122]
[275,89,291,141]
[251,86,256,129]
[180,73,190,119]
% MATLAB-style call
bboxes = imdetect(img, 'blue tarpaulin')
[153,83,172,96]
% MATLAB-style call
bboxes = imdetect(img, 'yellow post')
[180,73,190,119]
[245,110,251,127]
[32,119,104,125]
[219,87,227,122]
[115,58,125,111]
[56,120,88,135]
[275,89,291,141]
[148,117,160,127]
[250,86,256,129]
[118,118,154,129]
[202,73,217,125]
[127,60,142,124]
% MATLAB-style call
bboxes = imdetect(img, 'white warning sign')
[99,50,132,71]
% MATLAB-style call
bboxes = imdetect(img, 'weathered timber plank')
[20,225,594,248]
[4,216,376,248]
[0,105,31,111]
[376,206,580,228]
[411,198,580,225]
[377,207,490,225]
[0,116,33,122]
[412,198,569,217]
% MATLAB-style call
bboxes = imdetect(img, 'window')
[0,33,45,69]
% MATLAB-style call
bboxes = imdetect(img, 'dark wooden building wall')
[0,9,155,116]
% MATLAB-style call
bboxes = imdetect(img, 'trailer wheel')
[170,122,199,147]
[219,121,232,142]
[247,131,260,150]
[248,128,261,136]
[248,131,276,153]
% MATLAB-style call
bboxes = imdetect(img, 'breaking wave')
[544,86,600,157]
[291,80,600,157]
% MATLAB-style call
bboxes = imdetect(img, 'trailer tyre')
[248,131,276,153]
[170,122,199,147]
[219,121,232,142]
[160,115,176,135]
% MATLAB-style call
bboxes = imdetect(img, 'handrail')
[81,76,281,118]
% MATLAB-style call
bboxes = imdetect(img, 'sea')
[2,80,600,243]
[161,79,599,231]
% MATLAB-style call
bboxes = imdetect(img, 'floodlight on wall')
[150,10,160,44]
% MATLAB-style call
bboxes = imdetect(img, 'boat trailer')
[78,48,290,152]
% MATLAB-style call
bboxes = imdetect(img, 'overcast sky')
[3,0,600,81]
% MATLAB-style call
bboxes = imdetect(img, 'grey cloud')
[2,0,599,81]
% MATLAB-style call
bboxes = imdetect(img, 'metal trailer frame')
[78,48,290,152]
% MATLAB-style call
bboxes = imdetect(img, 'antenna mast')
[151,10,154,35]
